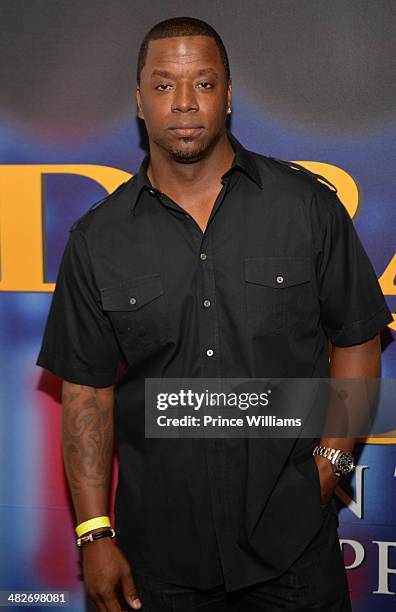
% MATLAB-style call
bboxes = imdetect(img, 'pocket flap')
[100,274,164,311]
[245,257,311,288]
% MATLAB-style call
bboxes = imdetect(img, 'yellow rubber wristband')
[75,516,111,537]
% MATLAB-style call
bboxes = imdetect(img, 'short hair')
[137,17,230,85]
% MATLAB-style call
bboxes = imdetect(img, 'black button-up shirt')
[36,131,392,591]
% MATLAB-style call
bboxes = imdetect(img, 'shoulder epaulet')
[69,181,128,232]
[267,156,338,193]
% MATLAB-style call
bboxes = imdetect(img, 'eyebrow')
[150,68,219,79]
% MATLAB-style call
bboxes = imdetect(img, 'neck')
[146,131,235,196]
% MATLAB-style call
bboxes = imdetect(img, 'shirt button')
[203,299,211,308]
[276,275,284,284]
[200,253,207,260]
[148,188,155,195]
[129,297,137,305]
[206,348,214,357]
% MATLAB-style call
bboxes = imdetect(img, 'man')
[36,16,393,612]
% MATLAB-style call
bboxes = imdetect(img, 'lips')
[169,127,203,137]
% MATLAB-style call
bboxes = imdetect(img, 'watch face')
[335,453,355,475]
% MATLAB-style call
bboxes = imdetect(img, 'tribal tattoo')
[61,383,114,496]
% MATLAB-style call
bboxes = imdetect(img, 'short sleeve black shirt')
[36,131,393,591]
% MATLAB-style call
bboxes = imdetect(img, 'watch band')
[313,445,342,465]
[76,528,116,548]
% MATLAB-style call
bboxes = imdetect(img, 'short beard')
[165,131,222,164]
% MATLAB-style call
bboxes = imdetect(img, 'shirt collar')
[130,129,263,215]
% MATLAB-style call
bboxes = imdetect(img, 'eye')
[155,83,173,91]
[196,81,213,89]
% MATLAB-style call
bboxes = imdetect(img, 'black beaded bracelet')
[76,528,116,548]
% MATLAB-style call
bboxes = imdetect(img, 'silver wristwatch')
[313,445,355,477]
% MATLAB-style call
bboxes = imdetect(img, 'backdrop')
[0,1,395,611]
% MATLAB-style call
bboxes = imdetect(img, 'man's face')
[136,35,232,164]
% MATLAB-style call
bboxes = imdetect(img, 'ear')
[226,79,232,113]
[136,86,144,120]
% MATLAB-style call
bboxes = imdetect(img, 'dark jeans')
[132,504,352,611]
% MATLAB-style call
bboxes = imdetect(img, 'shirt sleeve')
[316,190,393,347]
[36,227,124,386]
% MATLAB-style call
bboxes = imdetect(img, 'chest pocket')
[244,257,312,333]
[100,274,171,362]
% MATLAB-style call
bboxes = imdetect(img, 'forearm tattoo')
[61,385,114,495]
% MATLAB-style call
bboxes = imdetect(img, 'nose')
[171,81,199,113]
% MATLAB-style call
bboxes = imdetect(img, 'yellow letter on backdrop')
[0,165,131,292]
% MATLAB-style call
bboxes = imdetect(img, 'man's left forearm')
[315,334,382,502]
[325,333,381,449]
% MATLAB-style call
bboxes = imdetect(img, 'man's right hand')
[82,538,142,611]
